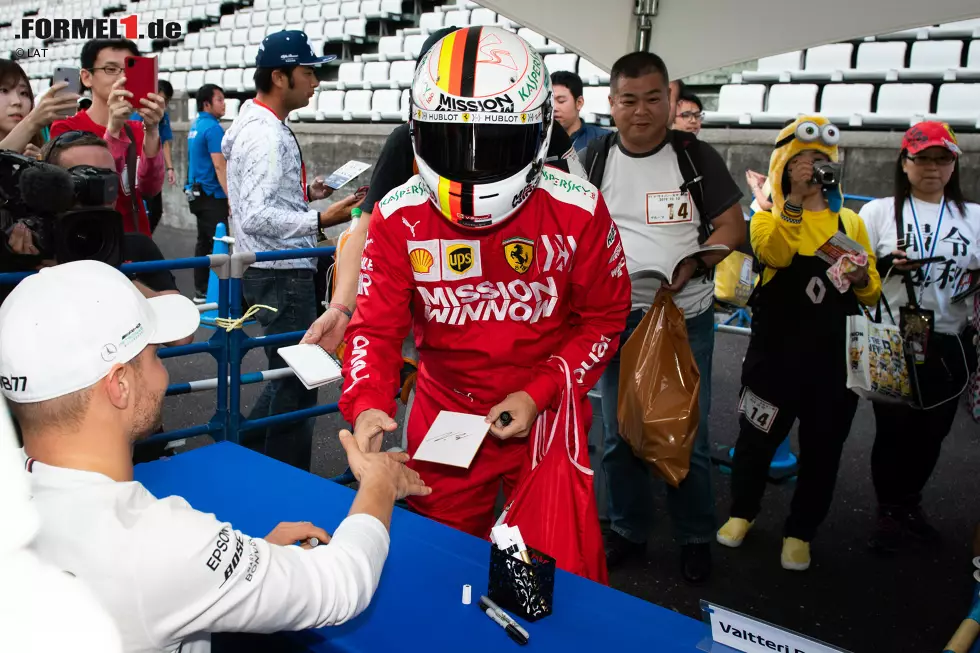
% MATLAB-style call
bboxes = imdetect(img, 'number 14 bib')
[646,190,693,225]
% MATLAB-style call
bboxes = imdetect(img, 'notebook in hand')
[278,344,343,390]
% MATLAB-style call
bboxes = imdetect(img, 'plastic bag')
[714,251,758,307]
[845,314,912,403]
[616,289,700,488]
[497,356,608,584]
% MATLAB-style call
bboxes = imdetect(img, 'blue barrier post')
[201,222,231,328]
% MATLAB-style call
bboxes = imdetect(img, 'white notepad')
[278,344,343,390]
[412,411,491,469]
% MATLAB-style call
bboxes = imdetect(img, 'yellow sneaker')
[716,518,754,548]
[781,537,811,571]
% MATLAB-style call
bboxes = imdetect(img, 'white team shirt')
[25,458,390,653]
[601,143,714,316]
[861,197,980,334]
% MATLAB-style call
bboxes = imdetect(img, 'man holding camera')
[51,38,166,237]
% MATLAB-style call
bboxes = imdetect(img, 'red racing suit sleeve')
[338,213,414,424]
[522,197,631,411]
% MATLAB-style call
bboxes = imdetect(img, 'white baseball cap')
[0,260,200,403]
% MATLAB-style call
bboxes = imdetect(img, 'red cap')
[902,121,961,156]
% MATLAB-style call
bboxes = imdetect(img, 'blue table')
[135,442,708,651]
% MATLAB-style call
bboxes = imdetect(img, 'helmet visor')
[414,120,544,184]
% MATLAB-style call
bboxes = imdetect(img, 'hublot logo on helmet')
[436,93,515,113]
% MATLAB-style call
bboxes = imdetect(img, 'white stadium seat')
[377,35,406,60]
[207,47,227,68]
[379,0,402,14]
[184,33,200,50]
[862,83,933,126]
[219,14,235,29]
[234,12,250,28]
[969,41,980,67]
[389,60,416,87]
[901,40,964,80]
[739,51,803,83]
[249,26,266,44]
[325,19,345,40]
[820,83,875,125]
[845,42,906,81]
[345,89,374,120]
[340,1,360,18]
[187,70,205,92]
[216,30,232,48]
[363,62,391,88]
[270,0,285,7]
[931,83,980,128]
[580,86,610,122]
[285,6,304,24]
[404,34,428,58]
[295,92,317,120]
[337,61,364,88]
[268,9,286,25]
[517,28,546,50]
[244,45,260,67]
[251,10,267,26]
[305,20,325,41]
[322,4,340,20]
[223,68,244,91]
[929,18,980,39]
[243,68,257,91]
[419,12,443,32]
[159,51,176,72]
[170,71,188,92]
[361,0,381,15]
[469,8,497,26]
[318,90,346,119]
[302,5,320,22]
[345,18,367,38]
[706,84,766,125]
[794,43,853,81]
[752,83,818,124]
[545,53,578,74]
[578,59,609,85]
[191,49,208,70]
[373,88,402,120]
[443,10,470,27]
[286,0,302,7]
[232,28,248,47]
[205,69,224,86]
[200,30,217,49]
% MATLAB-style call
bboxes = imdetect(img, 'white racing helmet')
[410,26,553,229]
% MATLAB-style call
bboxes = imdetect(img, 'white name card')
[705,602,849,653]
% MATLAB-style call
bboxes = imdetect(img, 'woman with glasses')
[672,90,704,136]
[860,121,980,554]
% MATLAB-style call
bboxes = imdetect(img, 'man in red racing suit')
[339,166,631,538]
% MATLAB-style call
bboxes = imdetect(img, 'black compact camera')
[811,161,842,187]
[0,150,124,266]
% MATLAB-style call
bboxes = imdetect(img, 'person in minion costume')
[715,115,881,571]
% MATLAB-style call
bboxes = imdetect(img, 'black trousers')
[146,192,163,233]
[189,194,229,294]
[730,363,859,542]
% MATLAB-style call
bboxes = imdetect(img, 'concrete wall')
[161,121,980,233]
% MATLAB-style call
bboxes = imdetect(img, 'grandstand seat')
[752,83,818,124]
[305,20,326,41]
[244,45,260,67]
[404,34,428,58]
[188,101,198,122]
[224,46,244,68]
[322,4,340,20]
[401,88,411,119]
[207,48,227,69]
[956,41,980,80]
[160,51,177,72]
[232,28,249,47]
[216,30,233,48]
[270,0,285,7]
[205,69,224,86]
[345,89,374,120]
[379,0,403,14]
[179,6,193,21]
[325,19,345,40]
[234,12,251,29]
[418,11,443,32]
[345,18,367,38]
[581,86,611,122]
[469,8,497,26]
[219,14,235,30]
[318,90,346,119]
[443,9,470,27]
[373,88,402,120]
[302,5,320,21]
[340,1,360,18]
[184,33,200,50]
[200,31,217,49]
[187,70,206,93]
[205,2,221,18]
[819,83,875,125]
[578,58,610,85]
[251,10,267,26]
[248,26,266,44]
[286,6,304,24]
[377,35,406,60]
[389,60,416,87]
[363,62,392,88]
[738,51,803,83]
[334,62,364,89]
[545,53,578,74]
[223,68,244,91]
[705,84,766,125]
[844,42,906,81]
[191,49,208,70]
[243,68,257,91]
[930,83,980,128]
[900,40,965,80]
[285,0,302,6]
[928,18,980,39]
[268,9,286,25]
[170,71,188,92]
[793,43,853,81]
[253,0,269,8]
[861,83,933,126]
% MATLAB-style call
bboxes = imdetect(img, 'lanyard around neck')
[908,196,946,303]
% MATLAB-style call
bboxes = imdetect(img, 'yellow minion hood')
[768,115,844,215]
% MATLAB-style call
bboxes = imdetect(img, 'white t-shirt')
[25,458,390,653]
[600,138,741,316]
[861,197,980,334]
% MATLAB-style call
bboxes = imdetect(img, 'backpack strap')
[584,131,618,189]
[671,130,712,244]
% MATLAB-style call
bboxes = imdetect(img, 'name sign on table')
[700,602,851,653]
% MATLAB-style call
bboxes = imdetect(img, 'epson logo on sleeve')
[206,526,233,573]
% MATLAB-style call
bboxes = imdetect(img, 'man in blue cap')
[222,31,363,470]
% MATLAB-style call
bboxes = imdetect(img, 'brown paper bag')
[616,289,700,488]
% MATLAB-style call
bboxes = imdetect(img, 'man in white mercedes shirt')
[0,260,430,653]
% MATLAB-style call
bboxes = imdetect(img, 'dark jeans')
[241,268,319,471]
[600,307,717,546]
[189,195,229,294]
[146,192,163,233]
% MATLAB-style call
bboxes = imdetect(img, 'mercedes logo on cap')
[101,343,118,362]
